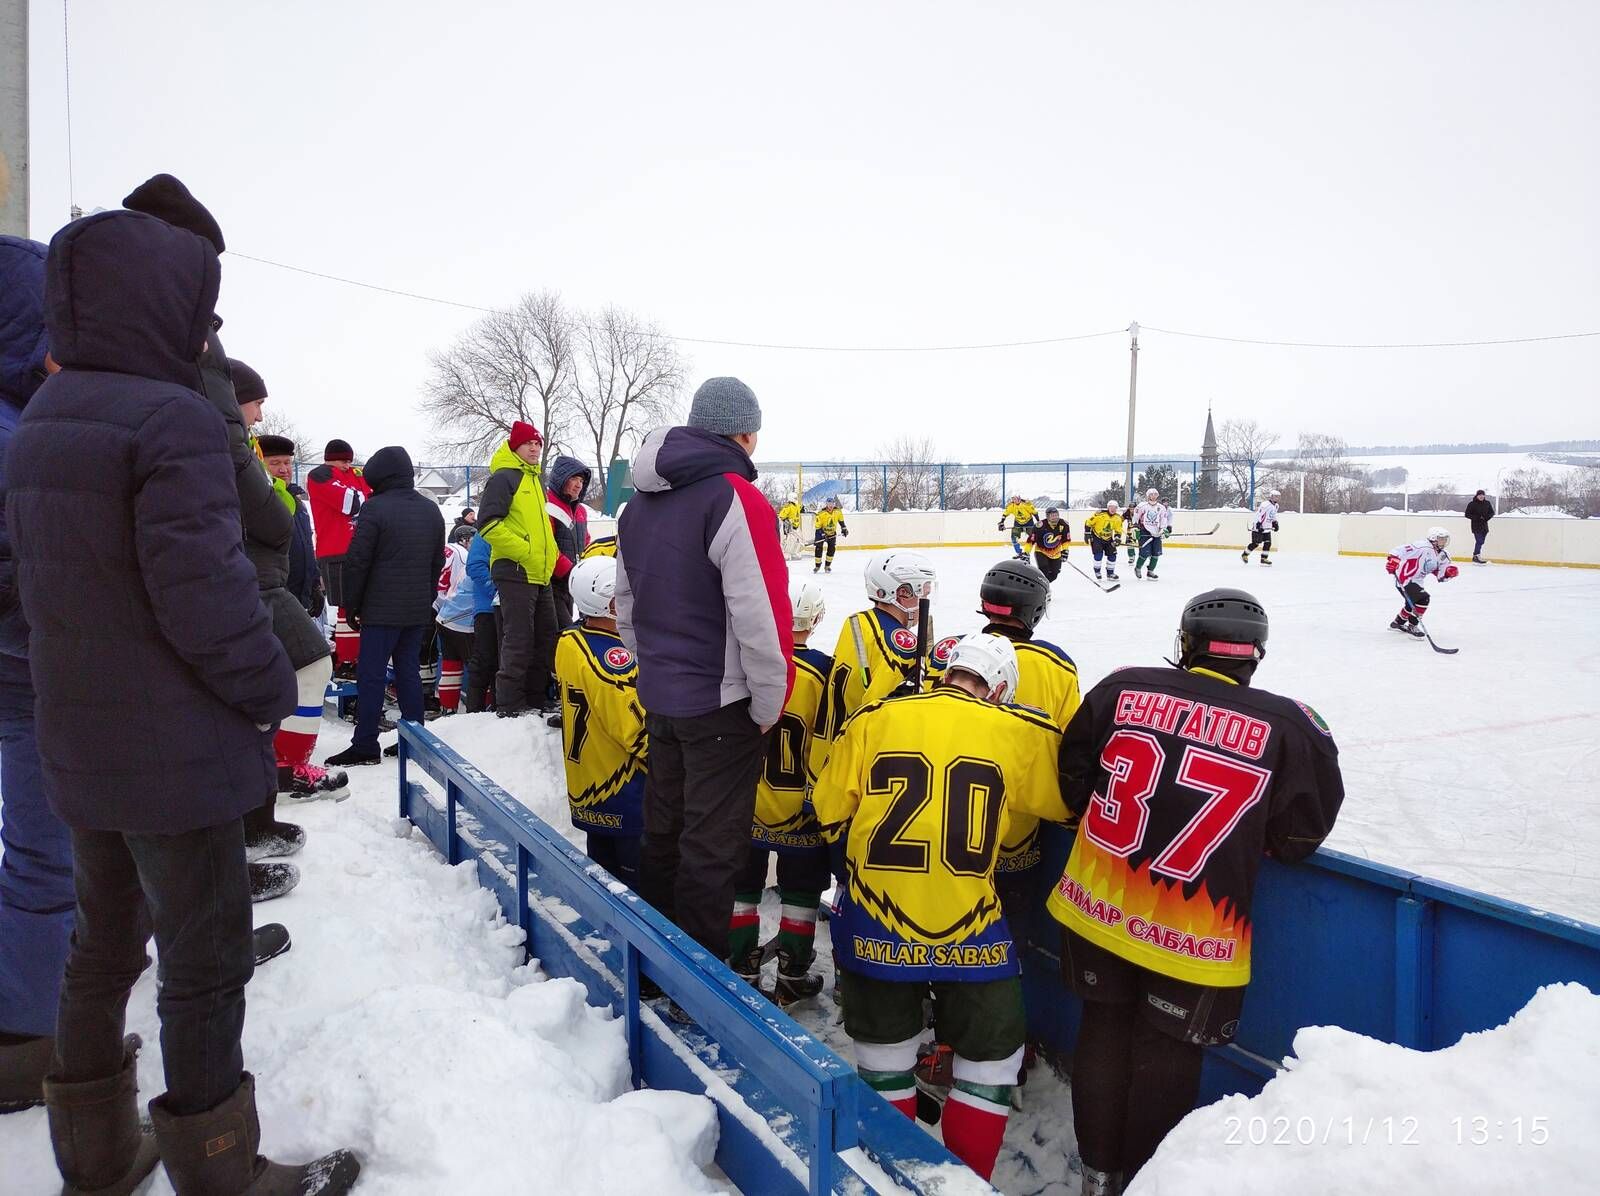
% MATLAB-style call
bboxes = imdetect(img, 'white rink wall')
[781,509,1600,568]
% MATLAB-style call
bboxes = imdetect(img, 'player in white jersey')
[1242,490,1280,566]
[1129,490,1173,580]
[1386,527,1458,636]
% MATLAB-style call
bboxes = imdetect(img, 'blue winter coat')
[614,426,794,727]
[465,532,497,616]
[286,481,323,614]
[5,211,297,834]
[0,235,50,673]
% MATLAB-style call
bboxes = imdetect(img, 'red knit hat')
[508,421,543,452]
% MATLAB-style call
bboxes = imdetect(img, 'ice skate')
[771,948,823,1006]
[1241,550,1250,563]
[824,562,832,573]
[1259,555,1272,566]
[280,763,350,802]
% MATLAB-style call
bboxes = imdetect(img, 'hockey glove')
[1441,564,1459,581]
[840,524,849,537]
[998,519,1006,531]
[1385,555,1400,574]
[1272,519,1280,532]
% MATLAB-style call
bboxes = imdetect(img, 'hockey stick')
[1066,557,1120,593]
[1163,523,1222,538]
[1398,585,1459,654]
[910,597,932,691]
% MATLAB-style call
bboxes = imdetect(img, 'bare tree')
[860,437,944,511]
[1294,432,1374,513]
[252,406,317,465]
[1215,418,1277,506]
[1560,466,1600,519]
[572,305,687,485]
[419,290,576,472]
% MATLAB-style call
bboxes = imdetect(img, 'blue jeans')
[354,624,426,753]
[56,822,252,1113]
[1473,531,1486,556]
[0,670,76,1037]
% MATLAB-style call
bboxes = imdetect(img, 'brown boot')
[150,1071,360,1195]
[43,1034,161,1195]
[0,1033,55,1112]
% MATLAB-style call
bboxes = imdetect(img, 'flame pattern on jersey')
[554,626,648,836]
[752,647,832,853]
[812,688,1068,980]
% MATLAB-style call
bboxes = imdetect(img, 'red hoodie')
[306,462,372,559]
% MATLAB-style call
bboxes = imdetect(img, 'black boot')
[0,1033,54,1113]
[249,862,301,903]
[150,1072,360,1196]
[324,744,381,767]
[253,924,292,966]
[44,1034,161,1195]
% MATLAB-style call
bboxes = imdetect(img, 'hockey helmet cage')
[1427,526,1451,549]
[979,559,1052,630]
[864,550,936,613]
[790,581,826,634]
[1146,488,1160,500]
[570,556,619,620]
[943,633,1020,704]
[1177,587,1268,665]
[449,523,476,546]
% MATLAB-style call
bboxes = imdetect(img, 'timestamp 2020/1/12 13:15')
[1224,1115,1551,1147]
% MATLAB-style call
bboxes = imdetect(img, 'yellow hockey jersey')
[752,646,832,854]
[815,507,847,536]
[555,626,647,837]
[812,689,1069,980]
[777,501,803,528]
[818,607,931,746]
[1003,499,1038,527]
[1084,511,1125,543]
[926,629,1082,871]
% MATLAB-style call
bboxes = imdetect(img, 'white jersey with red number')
[435,542,475,632]
[1252,499,1279,530]
[1132,501,1172,538]
[1390,539,1451,588]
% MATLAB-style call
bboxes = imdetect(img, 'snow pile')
[0,721,720,1195]
[1133,983,1600,1194]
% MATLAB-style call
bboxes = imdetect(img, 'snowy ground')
[5,545,1596,1194]
[0,720,722,1196]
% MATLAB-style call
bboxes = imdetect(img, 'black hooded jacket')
[5,211,296,833]
[341,446,446,627]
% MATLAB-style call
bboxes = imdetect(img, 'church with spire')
[1201,405,1219,497]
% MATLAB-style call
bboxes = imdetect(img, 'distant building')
[1201,405,1219,494]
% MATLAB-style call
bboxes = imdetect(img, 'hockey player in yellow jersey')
[817,551,937,743]
[555,557,648,888]
[999,495,1039,559]
[812,498,848,572]
[730,582,831,1005]
[1083,500,1125,581]
[812,633,1070,1180]
[777,498,805,560]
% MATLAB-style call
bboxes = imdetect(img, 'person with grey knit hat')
[615,377,794,967]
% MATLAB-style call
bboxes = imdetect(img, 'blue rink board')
[397,722,1600,1191]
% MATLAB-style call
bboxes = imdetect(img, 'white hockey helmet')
[1146,488,1160,501]
[1106,499,1121,514]
[864,550,937,613]
[943,633,1020,704]
[790,581,826,633]
[1269,489,1281,501]
[570,556,618,620]
[1427,526,1450,549]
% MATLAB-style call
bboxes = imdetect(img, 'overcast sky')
[23,0,1599,467]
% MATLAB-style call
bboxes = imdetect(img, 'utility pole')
[1123,322,1140,505]
[0,0,28,238]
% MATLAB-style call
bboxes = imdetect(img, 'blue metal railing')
[395,722,966,1195]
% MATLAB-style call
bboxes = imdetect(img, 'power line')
[228,251,1600,354]
[1142,325,1600,350]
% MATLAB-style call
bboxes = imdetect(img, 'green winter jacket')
[477,441,559,585]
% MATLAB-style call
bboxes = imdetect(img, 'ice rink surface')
[795,544,1600,924]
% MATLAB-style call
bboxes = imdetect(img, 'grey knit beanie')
[687,376,762,436]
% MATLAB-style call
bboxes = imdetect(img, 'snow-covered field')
[4,545,1596,1194]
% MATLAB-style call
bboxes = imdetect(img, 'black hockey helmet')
[1177,588,1268,664]
[449,522,476,546]
[980,559,1052,630]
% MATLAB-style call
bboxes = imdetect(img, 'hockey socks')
[438,658,463,712]
[861,1069,918,1120]
[729,891,762,963]
[274,658,332,769]
[332,611,360,668]
[775,890,820,958]
[943,1082,1013,1181]
[856,1037,921,1120]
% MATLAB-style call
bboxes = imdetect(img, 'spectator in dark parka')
[615,377,794,963]
[7,208,357,1194]
[1464,489,1494,563]
[546,455,593,626]
[0,235,76,1115]
[327,446,447,766]
[451,507,476,538]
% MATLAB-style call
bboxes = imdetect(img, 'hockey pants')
[1247,529,1273,554]
[814,533,837,565]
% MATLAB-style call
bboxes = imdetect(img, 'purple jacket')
[615,426,793,726]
